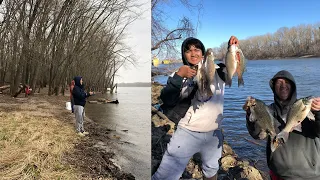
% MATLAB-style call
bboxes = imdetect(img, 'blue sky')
[160,0,320,49]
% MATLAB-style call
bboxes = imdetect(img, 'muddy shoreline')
[0,93,135,179]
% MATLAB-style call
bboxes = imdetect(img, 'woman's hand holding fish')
[311,97,320,111]
[177,65,197,78]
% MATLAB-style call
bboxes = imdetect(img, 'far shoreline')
[216,54,320,61]
[154,55,320,64]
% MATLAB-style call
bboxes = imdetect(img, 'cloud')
[116,0,151,83]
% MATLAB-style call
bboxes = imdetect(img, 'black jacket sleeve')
[160,73,184,107]
[312,111,320,137]
[216,63,226,82]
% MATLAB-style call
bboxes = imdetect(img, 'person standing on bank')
[152,36,239,180]
[72,76,94,136]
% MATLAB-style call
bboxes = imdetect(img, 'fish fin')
[307,111,315,121]
[249,110,257,122]
[266,107,276,125]
[225,78,232,87]
[222,66,227,73]
[209,84,215,95]
[238,77,244,87]
[207,88,213,97]
[270,138,280,152]
[258,131,267,140]
[266,106,274,114]
[276,131,289,144]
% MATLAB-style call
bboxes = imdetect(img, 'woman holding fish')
[152,36,243,180]
[244,70,320,180]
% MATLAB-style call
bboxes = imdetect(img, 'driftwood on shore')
[1,84,30,97]
[0,85,10,91]
[89,98,119,104]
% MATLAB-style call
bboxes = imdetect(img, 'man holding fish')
[245,70,320,180]
[152,35,246,180]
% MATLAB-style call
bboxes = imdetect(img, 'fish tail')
[270,131,289,152]
[238,77,244,87]
[226,77,232,87]
[276,131,289,144]
[307,111,315,121]
[270,140,279,152]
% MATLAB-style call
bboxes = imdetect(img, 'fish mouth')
[302,96,314,105]
[275,137,285,144]
[271,137,285,152]
[243,96,255,110]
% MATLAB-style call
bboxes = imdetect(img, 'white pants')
[152,126,223,180]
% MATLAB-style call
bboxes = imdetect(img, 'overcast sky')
[116,0,151,83]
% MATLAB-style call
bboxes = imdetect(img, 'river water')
[152,58,320,173]
[85,87,151,180]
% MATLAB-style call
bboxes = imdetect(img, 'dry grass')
[0,92,135,180]
[0,110,80,179]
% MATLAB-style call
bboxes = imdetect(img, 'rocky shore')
[151,82,267,180]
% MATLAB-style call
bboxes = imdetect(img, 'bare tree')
[151,0,203,59]
[0,0,143,96]
[213,22,320,60]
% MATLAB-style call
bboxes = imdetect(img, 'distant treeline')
[212,22,320,60]
[117,82,151,87]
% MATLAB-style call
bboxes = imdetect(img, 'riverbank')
[0,91,135,179]
[151,82,268,180]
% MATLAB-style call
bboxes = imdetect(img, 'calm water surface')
[153,58,320,173]
[85,87,151,180]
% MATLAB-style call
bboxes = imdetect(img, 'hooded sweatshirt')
[160,37,227,132]
[247,70,320,179]
[72,76,90,107]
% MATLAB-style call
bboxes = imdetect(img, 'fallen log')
[13,85,26,98]
[0,85,10,93]
[0,85,10,91]
[151,106,169,121]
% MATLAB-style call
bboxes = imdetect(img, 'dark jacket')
[72,76,90,107]
[247,70,320,179]
[160,37,226,123]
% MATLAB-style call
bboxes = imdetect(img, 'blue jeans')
[152,126,223,180]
